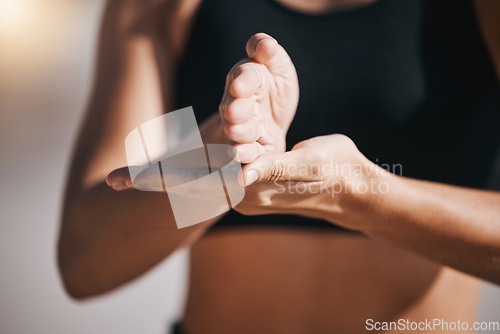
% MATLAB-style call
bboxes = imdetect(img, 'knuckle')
[265,159,286,182]
[291,139,309,150]
[309,146,327,162]
[333,134,356,151]
[331,133,351,144]
[310,163,322,177]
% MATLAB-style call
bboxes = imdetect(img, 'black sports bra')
[174,0,500,231]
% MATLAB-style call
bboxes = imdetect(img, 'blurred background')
[0,1,188,333]
[0,0,498,333]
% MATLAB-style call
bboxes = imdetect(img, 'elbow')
[58,258,132,301]
[58,208,104,300]
[57,234,100,300]
[57,236,122,300]
[58,265,94,301]
[61,279,93,301]
[58,253,99,301]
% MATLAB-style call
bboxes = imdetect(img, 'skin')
[59,0,499,333]
[237,135,500,283]
[473,0,500,79]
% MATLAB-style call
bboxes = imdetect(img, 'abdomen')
[181,228,481,334]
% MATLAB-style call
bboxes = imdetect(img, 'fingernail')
[237,170,245,187]
[110,180,129,191]
[245,170,258,186]
[254,39,262,53]
[252,39,264,56]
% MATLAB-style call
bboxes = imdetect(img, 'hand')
[219,33,299,163]
[235,134,389,231]
[108,33,299,191]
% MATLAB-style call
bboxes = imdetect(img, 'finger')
[107,164,215,192]
[219,60,245,119]
[106,167,133,191]
[246,33,278,64]
[230,142,267,164]
[219,62,260,126]
[245,33,294,76]
[224,118,261,143]
[241,149,311,186]
[229,64,262,99]
[107,165,164,191]
[222,97,255,124]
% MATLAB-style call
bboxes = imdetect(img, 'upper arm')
[65,0,171,201]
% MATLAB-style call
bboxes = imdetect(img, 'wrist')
[324,156,396,231]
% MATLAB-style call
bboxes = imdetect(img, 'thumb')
[246,33,279,65]
[241,149,307,186]
[245,33,295,77]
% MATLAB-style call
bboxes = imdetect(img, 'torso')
[159,0,499,332]
[183,229,481,334]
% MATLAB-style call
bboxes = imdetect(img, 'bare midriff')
[181,228,481,334]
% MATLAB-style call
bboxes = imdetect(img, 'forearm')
[240,133,500,283]
[59,113,226,299]
[346,171,500,284]
[59,182,215,299]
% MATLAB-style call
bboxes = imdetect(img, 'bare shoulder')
[100,0,172,35]
[102,0,202,57]
[473,0,500,80]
